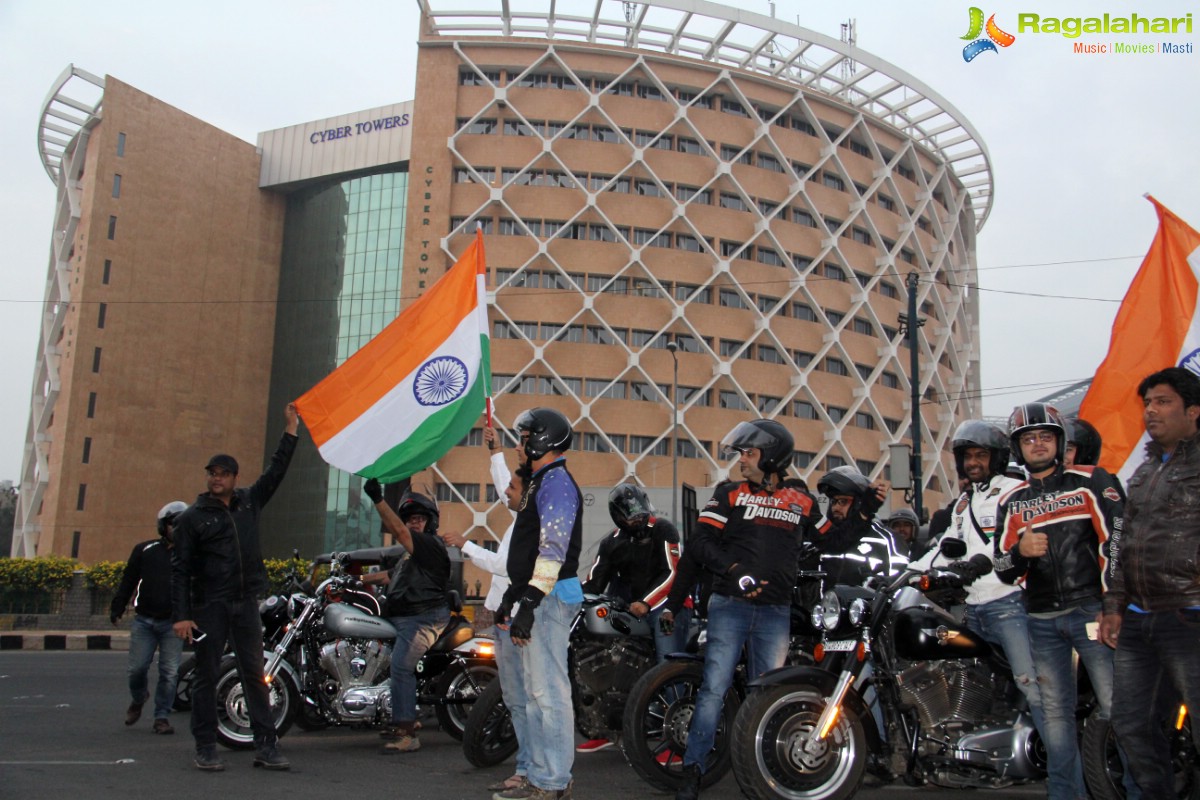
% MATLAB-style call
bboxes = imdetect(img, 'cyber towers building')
[16,1,990,579]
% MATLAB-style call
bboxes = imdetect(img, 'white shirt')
[459,452,515,611]
[908,474,1023,606]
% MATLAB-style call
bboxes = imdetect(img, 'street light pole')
[666,339,679,523]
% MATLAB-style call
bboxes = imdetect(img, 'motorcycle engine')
[317,639,393,720]
[897,659,994,733]
[573,639,655,739]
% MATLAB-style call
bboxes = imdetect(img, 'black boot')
[675,764,702,800]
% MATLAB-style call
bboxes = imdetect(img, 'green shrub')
[0,555,77,592]
[264,557,323,594]
[84,561,127,591]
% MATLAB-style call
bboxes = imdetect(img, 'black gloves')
[658,609,675,635]
[946,554,994,586]
[364,478,383,504]
[509,586,546,640]
[796,541,821,563]
[495,585,518,626]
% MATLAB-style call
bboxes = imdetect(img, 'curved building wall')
[407,25,982,561]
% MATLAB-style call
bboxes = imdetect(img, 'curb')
[0,632,130,651]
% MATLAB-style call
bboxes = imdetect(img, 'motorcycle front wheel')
[462,679,519,767]
[731,684,866,800]
[621,659,739,792]
[214,656,297,750]
[435,658,498,741]
[1082,708,1200,800]
[173,655,197,711]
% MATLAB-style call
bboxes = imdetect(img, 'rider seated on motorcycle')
[362,482,451,755]
[576,484,686,754]
[814,466,907,587]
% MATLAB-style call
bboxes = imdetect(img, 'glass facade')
[261,169,408,558]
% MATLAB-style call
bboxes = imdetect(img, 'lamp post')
[666,339,679,523]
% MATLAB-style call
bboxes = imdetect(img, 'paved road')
[0,652,1045,800]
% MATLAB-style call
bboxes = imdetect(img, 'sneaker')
[380,734,421,754]
[124,701,144,726]
[253,741,291,771]
[675,764,702,800]
[194,746,226,772]
[526,782,573,800]
[487,775,529,792]
[152,718,174,735]
[492,782,535,800]
[575,737,614,753]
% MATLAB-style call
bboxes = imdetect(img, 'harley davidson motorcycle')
[461,593,657,768]
[728,538,1051,799]
[212,548,497,749]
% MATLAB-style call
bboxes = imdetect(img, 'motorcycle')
[212,548,497,749]
[462,593,657,768]
[1081,696,1198,800]
[620,567,825,793]
[730,539,1053,799]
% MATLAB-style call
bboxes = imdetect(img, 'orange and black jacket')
[582,516,680,610]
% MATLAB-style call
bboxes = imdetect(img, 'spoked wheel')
[435,659,498,741]
[620,659,739,792]
[214,656,296,750]
[1082,708,1200,800]
[731,684,866,800]
[462,679,519,768]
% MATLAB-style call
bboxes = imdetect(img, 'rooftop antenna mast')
[840,18,858,86]
[624,3,638,47]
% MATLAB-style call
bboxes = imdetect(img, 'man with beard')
[814,466,907,587]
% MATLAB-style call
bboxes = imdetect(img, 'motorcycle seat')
[429,618,475,653]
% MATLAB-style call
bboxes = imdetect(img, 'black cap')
[205,454,239,474]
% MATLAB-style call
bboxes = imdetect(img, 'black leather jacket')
[171,433,297,619]
[1104,435,1200,615]
[994,464,1124,614]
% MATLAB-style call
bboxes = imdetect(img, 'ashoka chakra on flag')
[414,356,469,406]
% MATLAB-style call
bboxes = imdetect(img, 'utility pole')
[899,272,926,522]
[666,339,680,523]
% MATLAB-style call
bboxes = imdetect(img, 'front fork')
[264,597,317,682]
[804,668,857,754]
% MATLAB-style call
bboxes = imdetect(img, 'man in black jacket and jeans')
[112,500,188,734]
[171,403,300,772]
[1101,367,1200,797]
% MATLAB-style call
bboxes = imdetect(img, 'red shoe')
[575,738,614,753]
[655,749,681,766]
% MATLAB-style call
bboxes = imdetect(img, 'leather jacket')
[1104,435,1200,615]
[994,464,1124,614]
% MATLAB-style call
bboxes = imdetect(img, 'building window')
[792,350,815,368]
[436,483,481,503]
[757,344,786,365]
[629,436,668,456]
[881,371,901,389]
[583,433,625,453]
[852,317,874,336]
[824,357,849,376]
[103,259,112,284]
[756,153,784,173]
[878,280,900,300]
[826,310,845,326]
[719,390,749,410]
[459,429,485,447]
[854,412,876,430]
[116,132,126,156]
[112,174,122,198]
[822,172,845,192]
[878,194,896,212]
[757,395,782,413]
[793,400,818,419]
[107,216,117,240]
[823,263,847,282]
[719,339,745,359]
[792,302,816,322]
[97,303,107,329]
[676,136,703,155]
[793,451,816,468]
[756,249,785,267]
[719,192,748,212]
[82,437,92,464]
[459,70,500,86]
[677,385,710,406]
[586,379,625,399]
[92,347,102,373]
[827,406,847,423]
[719,288,748,309]
[71,531,81,559]
[77,483,87,511]
[87,392,97,418]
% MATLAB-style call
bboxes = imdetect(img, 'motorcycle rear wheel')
[462,678,519,767]
[1082,708,1200,800]
[731,684,866,800]
[173,655,197,712]
[435,658,498,741]
[214,656,297,750]
[621,659,739,792]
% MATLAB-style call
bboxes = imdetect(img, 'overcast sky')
[1,0,1197,482]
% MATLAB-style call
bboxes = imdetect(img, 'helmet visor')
[720,421,785,460]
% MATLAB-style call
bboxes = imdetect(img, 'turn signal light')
[917,575,932,592]
[855,643,867,662]
[813,643,825,662]
[596,607,609,618]
[1178,705,1189,731]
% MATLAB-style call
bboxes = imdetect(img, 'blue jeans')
[651,605,692,664]
[516,593,580,791]
[964,594,1046,737]
[388,607,451,725]
[1028,602,1118,800]
[1113,607,1200,798]
[683,595,790,771]
[127,614,183,721]
[191,597,275,748]
[495,623,531,777]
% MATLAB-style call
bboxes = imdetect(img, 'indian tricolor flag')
[295,230,490,482]
[1080,196,1200,481]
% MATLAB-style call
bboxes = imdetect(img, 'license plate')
[823,639,856,652]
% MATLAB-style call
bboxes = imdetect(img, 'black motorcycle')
[461,593,657,768]
[212,549,497,749]
[1081,694,1198,800]
[729,539,1052,799]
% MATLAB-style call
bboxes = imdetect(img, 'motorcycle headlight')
[810,604,825,630]
[848,597,868,627]
[820,590,842,631]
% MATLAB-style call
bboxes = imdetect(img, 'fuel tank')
[323,602,397,641]
[894,606,990,661]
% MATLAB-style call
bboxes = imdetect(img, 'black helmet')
[887,507,919,527]
[720,419,794,479]
[1065,417,1103,467]
[1008,402,1066,467]
[609,484,653,534]
[157,500,188,539]
[817,465,875,519]
[397,491,440,535]
[951,419,1010,477]
[514,407,573,460]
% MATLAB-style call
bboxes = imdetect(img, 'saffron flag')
[295,230,490,481]
[1079,196,1200,481]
